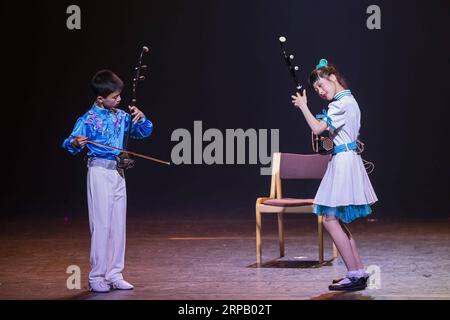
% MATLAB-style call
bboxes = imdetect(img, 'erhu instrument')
[278,37,374,173]
[116,46,159,169]
[278,36,334,155]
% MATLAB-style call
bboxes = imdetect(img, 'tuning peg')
[141,65,148,69]
[289,55,294,60]
[294,66,299,71]
[139,76,146,81]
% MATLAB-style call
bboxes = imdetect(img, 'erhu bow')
[278,36,334,155]
[86,139,170,165]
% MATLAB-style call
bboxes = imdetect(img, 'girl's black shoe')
[332,274,369,284]
[328,277,367,291]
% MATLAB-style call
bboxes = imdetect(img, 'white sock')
[336,277,352,285]
[346,270,360,279]
[358,268,369,277]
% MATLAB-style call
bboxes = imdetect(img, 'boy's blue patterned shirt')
[62,104,153,160]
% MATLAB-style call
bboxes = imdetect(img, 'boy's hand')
[291,90,308,110]
[129,106,145,124]
[72,135,88,148]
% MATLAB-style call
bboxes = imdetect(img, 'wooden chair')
[255,153,338,265]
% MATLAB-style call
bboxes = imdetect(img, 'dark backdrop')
[2,0,449,218]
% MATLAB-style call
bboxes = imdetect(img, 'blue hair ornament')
[316,59,328,69]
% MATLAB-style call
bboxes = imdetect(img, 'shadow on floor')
[311,291,375,300]
[247,258,334,269]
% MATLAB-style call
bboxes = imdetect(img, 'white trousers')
[87,165,127,284]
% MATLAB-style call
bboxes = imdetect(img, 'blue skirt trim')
[313,204,372,224]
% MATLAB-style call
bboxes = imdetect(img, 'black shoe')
[332,274,369,284]
[332,277,345,284]
[328,277,367,291]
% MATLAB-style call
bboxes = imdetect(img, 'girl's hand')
[72,135,88,148]
[129,106,145,124]
[291,90,308,110]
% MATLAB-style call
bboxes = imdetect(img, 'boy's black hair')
[91,69,124,98]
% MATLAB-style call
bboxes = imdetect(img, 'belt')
[333,141,358,155]
[87,158,117,170]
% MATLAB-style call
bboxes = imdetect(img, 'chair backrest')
[269,153,330,198]
[279,153,329,179]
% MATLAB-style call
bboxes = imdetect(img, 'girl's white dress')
[313,90,378,223]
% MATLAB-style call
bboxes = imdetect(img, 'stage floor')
[0,212,449,300]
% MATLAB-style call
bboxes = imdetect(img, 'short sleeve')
[316,102,346,132]
[327,102,346,131]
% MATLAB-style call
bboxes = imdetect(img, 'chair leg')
[277,213,285,258]
[256,208,262,264]
[318,216,324,263]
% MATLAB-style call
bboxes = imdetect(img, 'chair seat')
[262,198,314,207]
